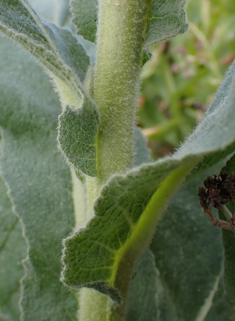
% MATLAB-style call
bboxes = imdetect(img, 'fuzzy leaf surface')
[62,155,197,301]
[0,174,26,321]
[150,163,225,321]
[0,0,100,176]
[144,0,188,48]
[0,0,89,82]
[133,127,151,167]
[0,37,77,321]
[71,0,97,42]
[126,249,179,321]
[150,152,235,321]
[215,154,235,317]
[62,59,235,302]
[58,103,99,177]
[28,0,70,26]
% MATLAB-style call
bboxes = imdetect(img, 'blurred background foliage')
[139,0,235,159]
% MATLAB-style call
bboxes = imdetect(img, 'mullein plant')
[0,0,235,320]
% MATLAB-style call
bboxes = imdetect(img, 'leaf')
[62,57,235,305]
[0,173,26,321]
[133,127,151,167]
[126,249,180,321]
[204,278,235,321]
[62,155,197,301]
[28,0,68,25]
[125,249,158,321]
[58,102,99,178]
[0,37,77,320]
[149,153,235,321]
[218,155,235,304]
[0,0,89,82]
[0,0,100,176]
[150,162,225,321]
[144,0,188,48]
[71,0,97,43]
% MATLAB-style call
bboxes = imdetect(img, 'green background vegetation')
[139,0,235,158]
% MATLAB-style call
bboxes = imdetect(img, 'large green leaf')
[150,162,225,321]
[144,0,188,48]
[0,174,26,321]
[214,154,235,319]
[62,58,235,305]
[28,0,70,26]
[0,0,88,82]
[149,154,235,321]
[0,0,100,177]
[126,249,179,321]
[62,155,197,301]
[71,0,97,43]
[0,37,77,321]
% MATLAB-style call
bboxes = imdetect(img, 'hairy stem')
[93,0,148,181]
[78,288,109,321]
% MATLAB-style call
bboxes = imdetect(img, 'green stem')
[78,288,109,321]
[93,0,148,181]
[77,1,150,320]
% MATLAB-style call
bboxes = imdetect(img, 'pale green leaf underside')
[0,0,100,176]
[0,174,26,321]
[71,0,97,42]
[62,59,235,302]
[0,38,77,320]
[145,0,188,48]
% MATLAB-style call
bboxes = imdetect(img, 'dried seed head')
[198,172,235,232]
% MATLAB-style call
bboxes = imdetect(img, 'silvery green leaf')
[71,0,97,42]
[150,163,224,321]
[134,127,151,167]
[144,0,188,48]
[0,0,89,82]
[0,0,100,176]
[0,174,26,321]
[0,37,77,321]
[126,249,179,321]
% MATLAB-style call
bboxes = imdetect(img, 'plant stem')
[77,1,150,320]
[78,288,109,321]
[93,0,148,182]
